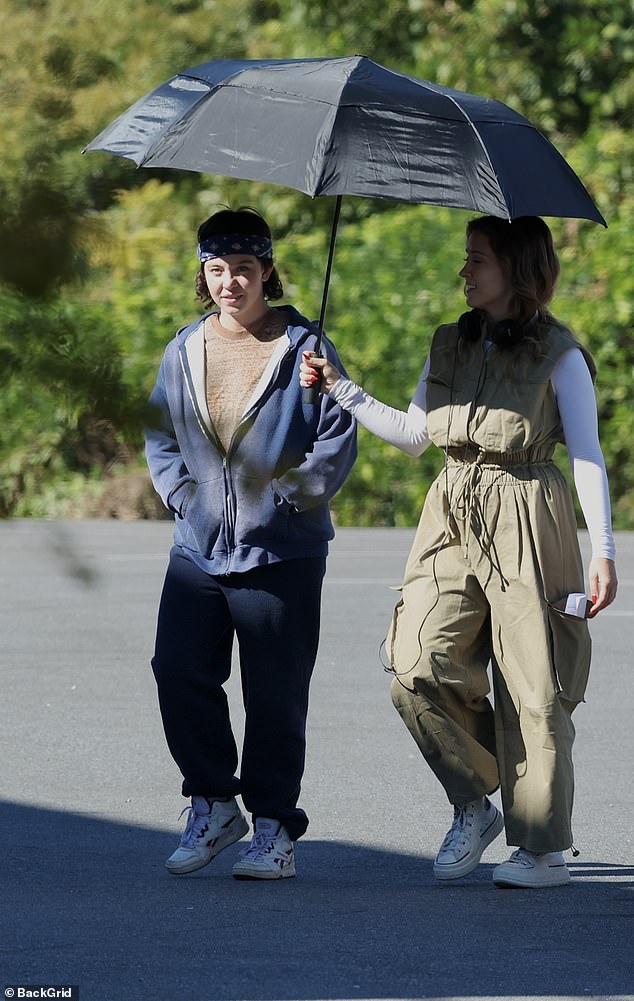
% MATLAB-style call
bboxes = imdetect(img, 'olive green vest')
[425,320,595,459]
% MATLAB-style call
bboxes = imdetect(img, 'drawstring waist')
[443,446,558,586]
[446,444,555,467]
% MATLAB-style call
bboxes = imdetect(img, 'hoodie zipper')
[221,345,294,574]
[222,456,236,569]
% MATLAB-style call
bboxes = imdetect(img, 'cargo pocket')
[546,602,592,705]
[383,589,404,677]
[383,587,430,692]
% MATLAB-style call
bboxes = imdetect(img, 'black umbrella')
[85,55,606,370]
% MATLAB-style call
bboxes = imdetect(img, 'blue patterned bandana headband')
[197,234,273,261]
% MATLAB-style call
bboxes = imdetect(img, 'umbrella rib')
[440,93,511,221]
[218,80,339,108]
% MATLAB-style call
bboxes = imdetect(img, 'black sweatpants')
[151,547,326,840]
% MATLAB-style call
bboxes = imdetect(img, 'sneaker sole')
[434,807,505,881]
[232,863,296,881]
[493,866,571,889]
[166,815,249,875]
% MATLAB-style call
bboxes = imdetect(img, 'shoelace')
[509,848,534,866]
[177,805,210,848]
[242,830,276,860]
[440,805,475,851]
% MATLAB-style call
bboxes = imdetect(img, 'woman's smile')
[458,232,513,320]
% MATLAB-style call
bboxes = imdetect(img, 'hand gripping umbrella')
[85,55,606,397]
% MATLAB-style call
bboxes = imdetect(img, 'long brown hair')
[466,215,560,325]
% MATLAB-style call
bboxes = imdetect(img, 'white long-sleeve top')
[330,346,615,561]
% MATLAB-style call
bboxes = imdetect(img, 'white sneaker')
[433,797,504,881]
[166,796,249,875]
[493,848,571,888]
[232,818,296,880]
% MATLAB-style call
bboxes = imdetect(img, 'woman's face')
[458,232,513,321]
[203,254,271,322]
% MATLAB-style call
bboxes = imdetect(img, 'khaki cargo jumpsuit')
[387,320,593,853]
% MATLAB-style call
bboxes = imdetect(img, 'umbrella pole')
[303,195,342,404]
[315,194,342,352]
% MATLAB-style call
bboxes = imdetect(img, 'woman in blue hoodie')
[145,208,357,880]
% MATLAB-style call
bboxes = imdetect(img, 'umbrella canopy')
[85,55,606,226]
[86,55,606,398]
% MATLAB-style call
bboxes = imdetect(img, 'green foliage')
[1,0,632,526]
[554,206,634,526]
[0,291,147,516]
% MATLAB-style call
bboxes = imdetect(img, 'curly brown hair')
[195,207,284,305]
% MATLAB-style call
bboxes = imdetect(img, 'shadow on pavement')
[2,799,633,1001]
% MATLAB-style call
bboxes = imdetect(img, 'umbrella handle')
[302,381,321,404]
[302,195,342,405]
[301,349,323,404]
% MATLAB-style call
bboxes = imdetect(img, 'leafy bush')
[0,0,631,525]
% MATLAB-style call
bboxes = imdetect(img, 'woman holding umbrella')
[146,207,357,880]
[301,214,617,888]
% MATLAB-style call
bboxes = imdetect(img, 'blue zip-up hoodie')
[145,305,357,575]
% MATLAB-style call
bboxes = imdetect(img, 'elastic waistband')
[446,445,554,466]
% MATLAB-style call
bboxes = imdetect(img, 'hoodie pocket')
[232,475,290,546]
[178,476,225,559]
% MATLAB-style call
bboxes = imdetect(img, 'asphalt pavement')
[1,520,632,1001]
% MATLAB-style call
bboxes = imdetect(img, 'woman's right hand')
[300,351,342,394]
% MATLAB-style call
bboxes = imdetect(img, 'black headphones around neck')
[458,309,526,351]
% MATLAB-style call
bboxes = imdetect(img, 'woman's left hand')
[587,557,618,617]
